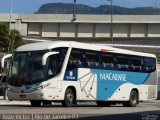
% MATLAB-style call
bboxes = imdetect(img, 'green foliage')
[0,22,24,53]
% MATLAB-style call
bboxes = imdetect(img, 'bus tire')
[123,90,138,107]
[62,88,74,107]
[30,100,41,107]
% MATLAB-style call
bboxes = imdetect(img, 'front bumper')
[7,88,62,101]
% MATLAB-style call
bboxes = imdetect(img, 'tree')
[0,22,24,53]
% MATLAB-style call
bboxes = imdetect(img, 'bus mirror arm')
[1,54,12,68]
[42,52,59,66]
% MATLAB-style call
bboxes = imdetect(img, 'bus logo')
[69,71,73,77]
[64,69,78,81]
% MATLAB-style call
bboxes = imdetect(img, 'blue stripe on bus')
[91,69,149,100]
[25,82,41,90]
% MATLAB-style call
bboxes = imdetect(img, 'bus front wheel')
[123,90,138,107]
[62,88,74,107]
[30,100,41,107]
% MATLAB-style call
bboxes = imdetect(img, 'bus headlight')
[8,87,11,91]
[8,87,14,92]
[33,83,50,91]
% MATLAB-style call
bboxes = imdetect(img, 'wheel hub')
[66,93,73,103]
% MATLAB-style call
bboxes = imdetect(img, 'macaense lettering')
[100,73,126,82]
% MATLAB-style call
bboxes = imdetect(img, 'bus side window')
[96,53,101,68]
[51,47,68,68]
[101,54,114,70]
[47,54,62,79]
[143,57,156,73]
[130,57,142,72]
[116,56,129,71]
[67,50,84,70]
[85,52,99,69]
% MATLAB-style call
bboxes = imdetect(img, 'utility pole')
[107,0,113,43]
[8,0,13,53]
[73,0,76,21]
[4,0,13,100]
[9,0,13,34]
[154,0,157,14]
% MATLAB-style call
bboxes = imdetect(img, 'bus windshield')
[8,48,66,86]
[8,51,47,86]
[8,47,68,87]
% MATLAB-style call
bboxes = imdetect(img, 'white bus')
[7,41,158,107]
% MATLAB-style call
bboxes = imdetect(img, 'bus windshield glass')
[8,51,47,86]
[8,48,67,86]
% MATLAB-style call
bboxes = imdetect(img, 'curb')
[144,100,160,103]
[0,100,30,105]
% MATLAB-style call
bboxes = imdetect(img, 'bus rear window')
[143,57,156,73]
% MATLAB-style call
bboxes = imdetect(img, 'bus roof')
[16,41,156,58]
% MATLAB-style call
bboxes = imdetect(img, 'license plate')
[19,95,26,99]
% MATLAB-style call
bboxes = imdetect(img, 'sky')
[0,0,159,14]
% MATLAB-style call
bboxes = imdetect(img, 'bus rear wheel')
[62,88,74,107]
[123,90,138,107]
[30,100,41,107]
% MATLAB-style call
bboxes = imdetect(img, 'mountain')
[35,3,159,15]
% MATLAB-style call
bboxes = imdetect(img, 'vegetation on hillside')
[35,3,159,15]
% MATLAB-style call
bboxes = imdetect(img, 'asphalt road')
[0,102,159,120]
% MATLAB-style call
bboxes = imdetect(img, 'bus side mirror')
[42,52,59,66]
[1,54,12,68]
